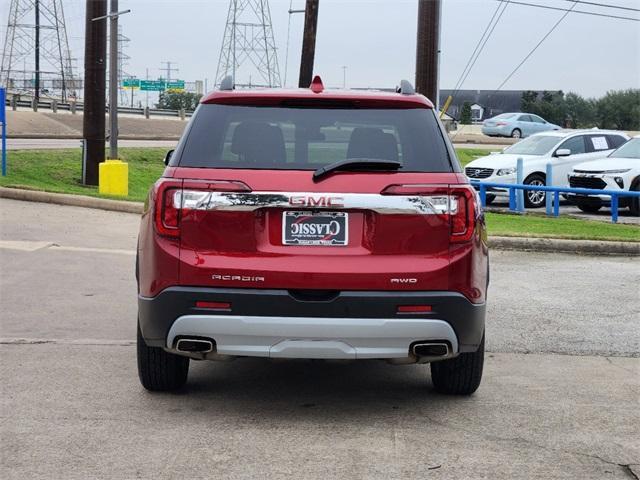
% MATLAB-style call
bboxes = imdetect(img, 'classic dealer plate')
[282,211,348,246]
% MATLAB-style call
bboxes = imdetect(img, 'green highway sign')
[139,80,166,91]
[166,80,185,91]
[122,78,140,89]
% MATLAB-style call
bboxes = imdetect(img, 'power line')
[564,0,640,13]
[493,0,640,22]
[493,1,578,93]
[452,1,511,97]
[451,1,504,94]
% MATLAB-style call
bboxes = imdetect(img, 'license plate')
[282,211,348,246]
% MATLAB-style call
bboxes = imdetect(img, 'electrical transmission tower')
[116,26,131,106]
[1,0,79,102]
[215,0,282,88]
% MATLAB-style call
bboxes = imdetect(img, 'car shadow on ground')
[145,357,474,420]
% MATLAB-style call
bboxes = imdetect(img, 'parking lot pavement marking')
[0,241,135,256]
[0,240,54,251]
[0,337,135,346]
[48,244,136,256]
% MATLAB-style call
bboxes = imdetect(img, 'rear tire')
[484,194,496,206]
[511,128,522,139]
[137,322,189,391]
[576,203,601,213]
[431,335,484,395]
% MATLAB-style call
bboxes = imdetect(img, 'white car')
[465,129,630,208]
[568,135,640,216]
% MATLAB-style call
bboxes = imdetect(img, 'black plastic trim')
[138,287,485,353]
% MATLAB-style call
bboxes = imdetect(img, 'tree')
[460,102,472,125]
[595,89,640,131]
[156,91,202,111]
[521,90,538,113]
[564,92,596,128]
[522,90,566,126]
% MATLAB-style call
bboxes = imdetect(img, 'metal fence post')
[554,191,560,217]
[509,187,516,211]
[611,195,618,223]
[516,157,524,212]
[545,162,553,216]
[479,184,486,207]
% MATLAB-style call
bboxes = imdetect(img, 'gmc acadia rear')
[136,77,489,395]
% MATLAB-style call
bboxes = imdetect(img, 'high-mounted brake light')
[310,75,324,93]
[153,179,251,238]
[381,184,476,243]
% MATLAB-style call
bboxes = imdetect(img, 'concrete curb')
[489,235,640,256]
[1,187,638,256]
[0,186,143,214]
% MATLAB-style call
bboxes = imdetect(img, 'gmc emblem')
[289,195,345,208]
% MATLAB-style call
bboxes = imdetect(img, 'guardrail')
[471,180,640,223]
[4,97,193,119]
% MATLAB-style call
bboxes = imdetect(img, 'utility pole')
[298,0,319,88]
[108,0,118,159]
[160,61,178,82]
[342,66,347,88]
[415,0,441,108]
[82,0,107,186]
[34,0,40,102]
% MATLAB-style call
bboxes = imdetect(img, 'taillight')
[449,186,476,243]
[381,184,476,243]
[154,179,182,238]
[153,179,251,238]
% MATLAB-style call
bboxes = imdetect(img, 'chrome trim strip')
[174,191,454,215]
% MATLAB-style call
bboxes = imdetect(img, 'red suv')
[136,77,488,395]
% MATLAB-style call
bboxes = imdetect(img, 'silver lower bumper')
[166,315,459,360]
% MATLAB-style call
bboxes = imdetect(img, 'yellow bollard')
[98,159,129,197]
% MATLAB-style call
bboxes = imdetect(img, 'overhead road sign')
[122,78,140,90]
[166,80,185,92]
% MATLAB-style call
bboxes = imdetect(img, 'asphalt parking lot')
[1,198,638,479]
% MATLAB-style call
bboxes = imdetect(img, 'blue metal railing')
[470,180,640,223]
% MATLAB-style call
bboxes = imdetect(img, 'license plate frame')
[282,211,348,246]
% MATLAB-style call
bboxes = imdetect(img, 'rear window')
[173,104,453,172]
[493,113,515,120]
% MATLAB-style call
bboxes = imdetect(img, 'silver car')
[482,113,561,139]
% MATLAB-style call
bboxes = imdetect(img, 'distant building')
[440,89,540,121]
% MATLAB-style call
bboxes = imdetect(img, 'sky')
[1,0,639,100]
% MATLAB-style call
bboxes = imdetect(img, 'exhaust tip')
[176,338,214,353]
[412,342,450,358]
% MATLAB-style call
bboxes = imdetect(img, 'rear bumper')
[481,125,510,136]
[138,287,486,356]
[167,315,458,359]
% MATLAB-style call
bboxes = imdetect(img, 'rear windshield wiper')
[313,158,402,182]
